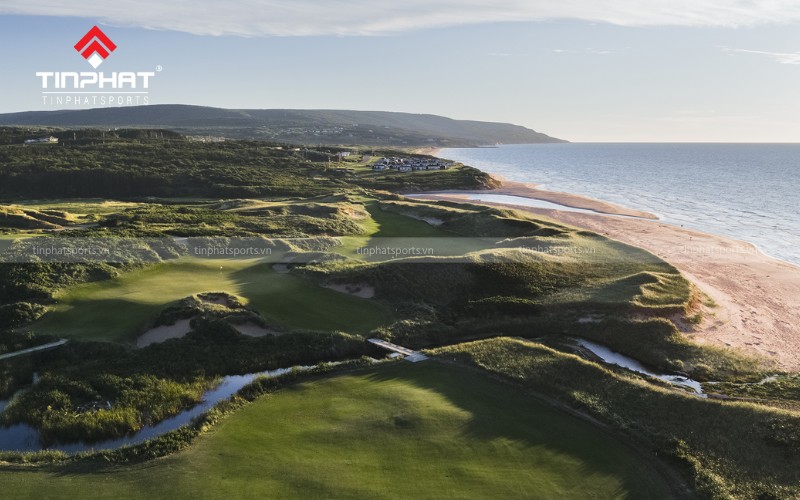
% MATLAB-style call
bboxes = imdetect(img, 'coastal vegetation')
[0,127,494,200]
[431,338,800,499]
[0,362,676,499]
[0,129,797,498]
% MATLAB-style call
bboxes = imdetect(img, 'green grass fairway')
[366,202,446,238]
[336,201,490,261]
[335,201,448,257]
[31,257,390,342]
[0,363,676,499]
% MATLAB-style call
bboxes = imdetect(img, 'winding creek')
[0,342,712,454]
[0,340,780,454]
[0,364,322,454]
[573,338,707,396]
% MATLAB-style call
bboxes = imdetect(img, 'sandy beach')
[418,178,800,372]
[426,178,657,219]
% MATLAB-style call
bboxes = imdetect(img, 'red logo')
[74,26,117,69]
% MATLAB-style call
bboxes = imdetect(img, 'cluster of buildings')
[24,136,59,145]
[372,157,452,172]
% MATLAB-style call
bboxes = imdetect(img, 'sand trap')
[403,213,444,226]
[137,319,193,348]
[272,263,292,274]
[232,322,278,338]
[324,283,375,299]
[199,296,228,306]
[421,217,444,226]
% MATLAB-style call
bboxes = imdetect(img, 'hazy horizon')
[8,102,800,144]
[1,2,799,142]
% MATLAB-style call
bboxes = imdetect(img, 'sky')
[1,1,800,142]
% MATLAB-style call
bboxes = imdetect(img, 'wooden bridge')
[367,338,428,362]
[0,339,68,362]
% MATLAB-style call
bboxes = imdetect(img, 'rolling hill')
[0,105,565,146]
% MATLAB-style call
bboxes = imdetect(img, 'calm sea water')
[440,144,800,265]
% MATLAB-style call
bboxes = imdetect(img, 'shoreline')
[417,174,800,372]
[422,175,658,219]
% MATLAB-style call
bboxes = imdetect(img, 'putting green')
[31,257,390,342]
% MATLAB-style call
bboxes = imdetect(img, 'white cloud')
[3,1,800,36]
[721,46,800,64]
[553,48,613,55]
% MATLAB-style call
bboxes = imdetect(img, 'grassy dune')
[315,199,693,319]
[433,338,800,499]
[2,133,794,498]
[0,363,676,499]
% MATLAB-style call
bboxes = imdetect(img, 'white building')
[24,136,59,144]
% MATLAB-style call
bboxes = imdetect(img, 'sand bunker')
[272,263,292,274]
[420,217,444,226]
[403,213,444,226]
[232,322,278,338]
[137,319,193,348]
[199,296,228,306]
[138,318,278,346]
[324,283,375,299]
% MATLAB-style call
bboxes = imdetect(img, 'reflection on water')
[463,193,610,216]
[574,338,705,396]
[0,365,319,454]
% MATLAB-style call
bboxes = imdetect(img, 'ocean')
[440,143,800,266]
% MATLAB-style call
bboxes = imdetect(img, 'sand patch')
[422,217,445,226]
[232,322,279,338]
[272,263,292,274]
[324,283,375,299]
[200,296,228,306]
[137,319,193,348]
[402,213,445,226]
